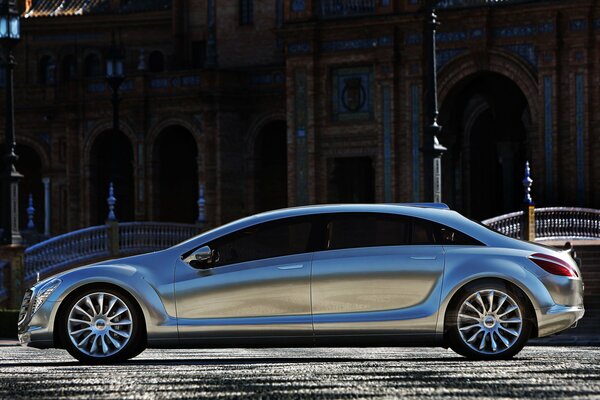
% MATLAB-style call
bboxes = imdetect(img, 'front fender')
[48,263,178,344]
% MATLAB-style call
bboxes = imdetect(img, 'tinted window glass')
[211,217,313,266]
[411,217,482,246]
[326,214,409,250]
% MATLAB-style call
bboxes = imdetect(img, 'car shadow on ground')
[1,356,487,367]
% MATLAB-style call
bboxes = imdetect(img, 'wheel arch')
[53,282,148,349]
[439,276,539,341]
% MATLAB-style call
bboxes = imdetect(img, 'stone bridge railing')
[23,222,204,283]
[481,207,600,241]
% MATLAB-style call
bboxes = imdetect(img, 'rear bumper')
[537,305,585,337]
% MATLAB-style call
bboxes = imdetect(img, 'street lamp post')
[105,37,124,222]
[422,2,446,203]
[0,0,21,245]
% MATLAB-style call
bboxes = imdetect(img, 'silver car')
[18,204,584,363]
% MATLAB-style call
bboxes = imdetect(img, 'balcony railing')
[23,222,204,282]
[435,0,546,9]
[482,207,600,241]
[319,0,376,18]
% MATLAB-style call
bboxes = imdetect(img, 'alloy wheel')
[456,289,523,355]
[67,292,133,358]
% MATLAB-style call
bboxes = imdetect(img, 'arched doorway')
[253,120,287,212]
[153,126,198,222]
[439,72,529,220]
[0,144,44,231]
[89,131,134,224]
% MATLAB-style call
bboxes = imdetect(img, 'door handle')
[410,256,437,260]
[277,264,304,270]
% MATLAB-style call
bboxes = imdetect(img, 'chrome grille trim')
[18,289,34,327]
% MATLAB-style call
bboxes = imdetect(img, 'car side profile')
[18,204,584,363]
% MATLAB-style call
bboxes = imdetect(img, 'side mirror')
[193,246,213,263]
[185,245,217,269]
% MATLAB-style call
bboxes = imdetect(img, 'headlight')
[31,278,61,315]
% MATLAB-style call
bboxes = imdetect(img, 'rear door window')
[323,213,483,250]
[326,213,410,250]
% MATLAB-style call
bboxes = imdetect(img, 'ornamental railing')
[318,0,376,18]
[23,222,204,282]
[435,0,544,9]
[482,207,600,241]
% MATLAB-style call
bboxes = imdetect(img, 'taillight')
[529,253,579,278]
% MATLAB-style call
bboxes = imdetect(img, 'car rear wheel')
[447,281,533,360]
[60,288,144,363]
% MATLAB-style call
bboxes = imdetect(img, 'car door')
[311,212,445,337]
[174,216,316,343]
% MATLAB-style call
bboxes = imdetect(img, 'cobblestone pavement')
[0,346,599,399]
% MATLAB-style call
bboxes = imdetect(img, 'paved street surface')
[0,346,599,399]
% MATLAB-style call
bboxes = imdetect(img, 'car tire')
[58,287,145,364]
[446,280,533,360]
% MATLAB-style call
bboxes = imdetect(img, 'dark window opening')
[61,55,77,82]
[327,157,374,203]
[191,41,206,69]
[239,0,254,25]
[148,51,165,73]
[39,55,56,85]
[84,54,102,77]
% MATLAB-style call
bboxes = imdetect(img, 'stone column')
[0,244,26,309]
[42,177,51,236]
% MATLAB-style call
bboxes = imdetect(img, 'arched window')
[148,51,165,73]
[83,53,102,77]
[39,55,56,85]
[61,55,77,82]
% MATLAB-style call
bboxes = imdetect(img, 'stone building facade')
[1,0,599,236]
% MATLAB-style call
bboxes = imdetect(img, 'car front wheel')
[447,281,533,360]
[60,288,144,363]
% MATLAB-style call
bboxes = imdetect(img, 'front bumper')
[18,291,58,349]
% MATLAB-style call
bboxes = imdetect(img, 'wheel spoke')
[494,294,508,314]
[101,335,109,354]
[467,329,483,343]
[70,327,91,336]
[69,318,92,325]
[490,332,498,352]
[77,332,94,348]
[479,331,488,350]
[499,317,522,324]
[105,297,118,316]
[496,330,511,347]
[475,293,487,314]
[107,334,121,349]
[110,327,130,339]
[84,296,97,316]
[464,301,483,317]
[459,323,480,332]
[90,335,99,354]
[110,319,132,326]
[109,307,128,320]
[498,305,518,317]
[499,325,519,336]
[97,293,104,315]
[487,290,494,313]
[74,305,93,321]
[459,314,480,321]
